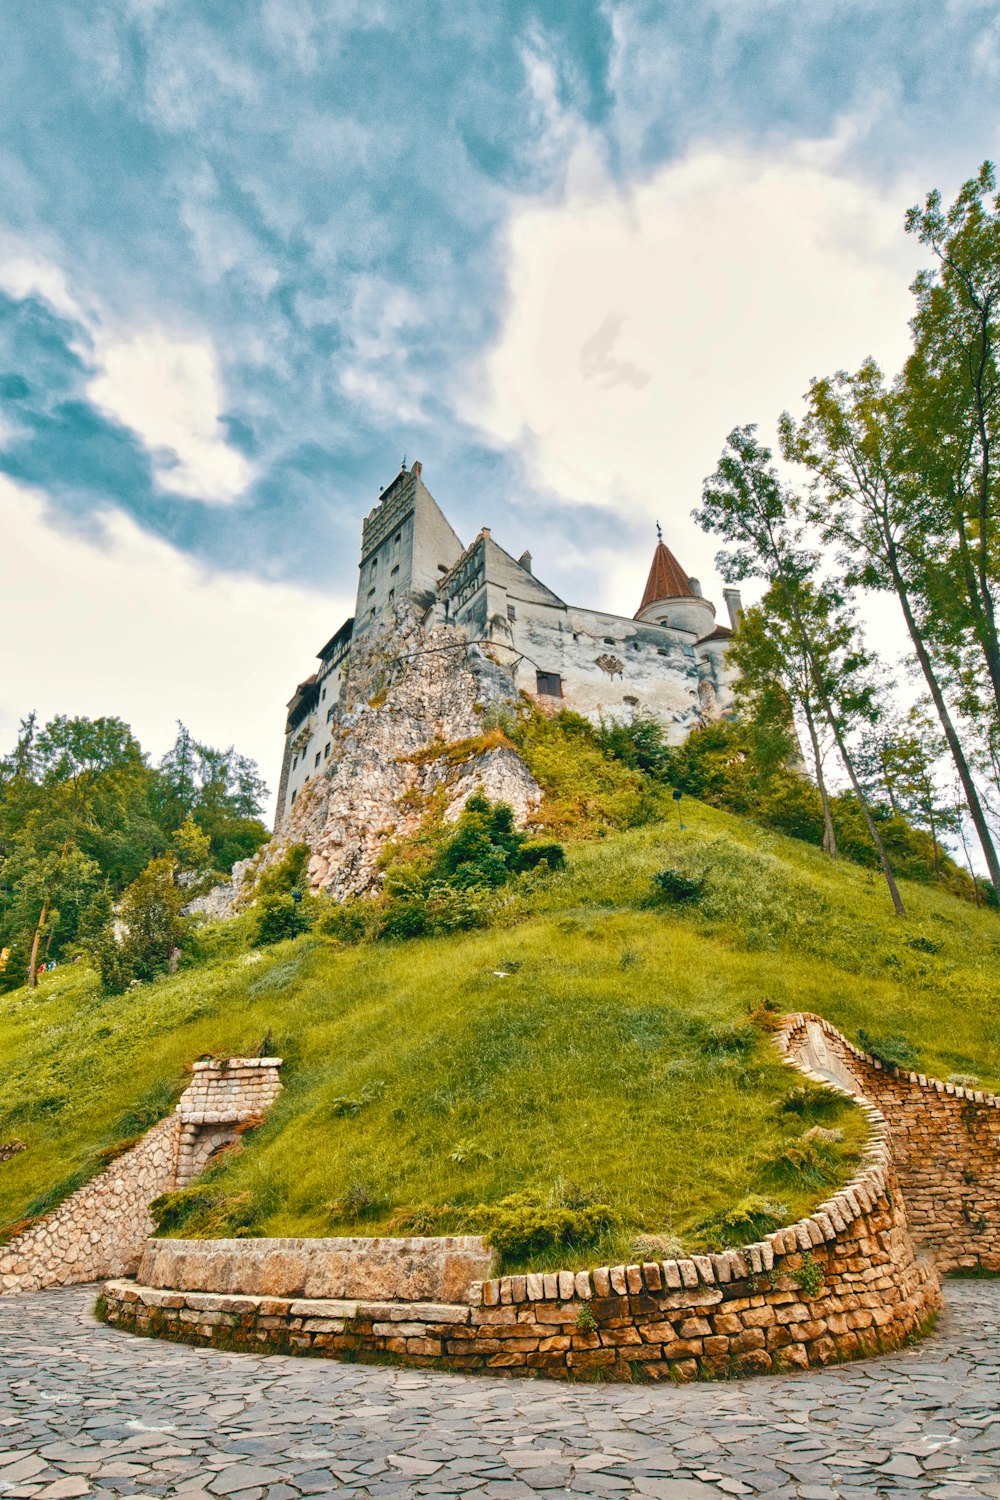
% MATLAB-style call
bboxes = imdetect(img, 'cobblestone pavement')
[1,1284,999,1500]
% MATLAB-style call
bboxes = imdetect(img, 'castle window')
[394,532,401,547]
[657,648,669,656]
[507,604,516,621]
[536,670,562,698]
[291,789,297,804]
[624,695,639,707]
[314,751,321,767]
[292,754,298,770]
[326,707,334,723]
[367,587,375,599]
[603,636,615,645]
[321,687,326,700]
[370,558,377,575]
[324,742,331,759]
[437,563,449,574]
[388,588,395,604]
[391,563,399,576]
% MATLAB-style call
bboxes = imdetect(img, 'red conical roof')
[636,538,695,615]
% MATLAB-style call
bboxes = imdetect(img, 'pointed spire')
[636,529,696,616]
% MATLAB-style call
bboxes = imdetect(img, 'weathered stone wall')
[784,1014,1000,1273]
[101,1140,938,1378]
[101,1019,946,1379]
[1,1117,181,1295]
[0,1058,282,1296]
[138,1235,496,1303]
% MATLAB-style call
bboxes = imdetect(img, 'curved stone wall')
[782,1013,1000,1272]
[98,1012,992,1379]
[1,1058,282,1296]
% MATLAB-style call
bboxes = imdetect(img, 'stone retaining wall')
[138,1235,496,1304]
[783,1013,1000,1272]
[101,1013,953,1379]
[1,1118,181,1295]
[1,1058,282,1296]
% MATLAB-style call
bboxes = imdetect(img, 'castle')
[275,461,740,828]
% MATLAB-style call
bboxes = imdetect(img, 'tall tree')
[727,591,839,857]
[781,361,1000,891]
[904,162,1000,717]
[695,425,907,916]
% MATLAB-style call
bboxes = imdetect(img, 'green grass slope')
[2,797,998,1272]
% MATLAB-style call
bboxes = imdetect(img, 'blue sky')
[3,0,1000,795]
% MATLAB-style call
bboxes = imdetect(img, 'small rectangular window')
[292,754,298,770]
[507,603,516,621]
[394,532,401,546]
[370,558,378,575]
[314,751,321,767]
[388,588,395,603]
[326,707,334,723]
[536,670,562,698]
[324,742,331,759]
[291,789,297,804]
[368,587,375,599]
[321,687,326,700]
[391,563,400,576]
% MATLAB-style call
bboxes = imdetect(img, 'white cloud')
[0,479,343,816]
[471,141,926,615]
[0,238,253,505]
[88,328,253,503]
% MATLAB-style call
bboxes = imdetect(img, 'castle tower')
[634,528,717,639]
[354,461,464,636]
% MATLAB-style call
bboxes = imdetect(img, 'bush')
[518,842,566,873]
[315,897,384,945]
[695,1194,789,1249]
[467,1190,615,1261]
[650,868,705,905]
[253,893,311,946]
[857,1030,918,1072]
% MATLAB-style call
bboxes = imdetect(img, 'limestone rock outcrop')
[261,615,543,903]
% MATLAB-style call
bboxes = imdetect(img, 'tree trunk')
[885,544,1000,894]
[802,698,838,857]
[28,897,49,989]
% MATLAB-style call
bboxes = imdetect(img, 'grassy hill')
[2,794,998,1273]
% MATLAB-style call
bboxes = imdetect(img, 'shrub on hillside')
[467,1190,615,1261]
[650,867,705,905]
[375,794,565,940]
[511,709,656,834]
[253,892,312,946]
[695,1194,789,1250]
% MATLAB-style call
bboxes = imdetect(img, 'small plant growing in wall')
[575,1301,598,1333]
[790,1253,825,1298]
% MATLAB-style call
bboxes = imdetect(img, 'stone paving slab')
[1,1285,999,1499]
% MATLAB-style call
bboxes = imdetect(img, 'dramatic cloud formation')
[2,0,1000,783]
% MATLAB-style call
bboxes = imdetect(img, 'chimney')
[723,587,743,628]
[518,550,532,574]
[688,577,703,598]
[411,460,422,478]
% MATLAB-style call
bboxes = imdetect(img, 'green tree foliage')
[94,855,185,993]
[0,713,269,989]
[696,426,907,915]
[778,164,1000,889]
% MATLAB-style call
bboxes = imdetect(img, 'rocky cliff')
[259,613,542,902]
